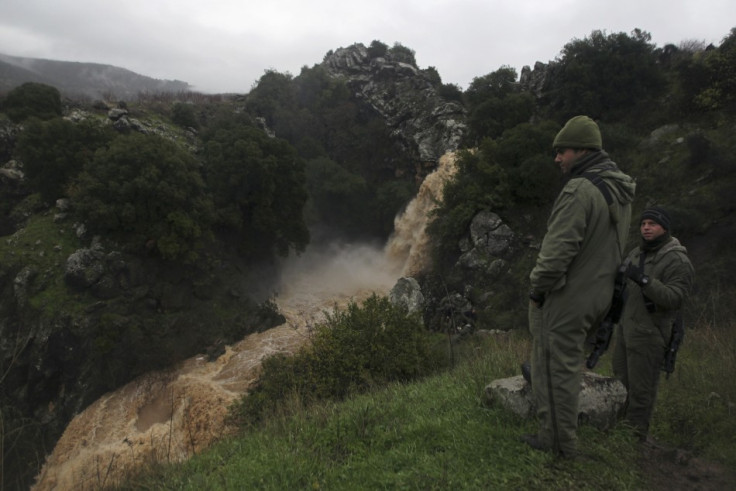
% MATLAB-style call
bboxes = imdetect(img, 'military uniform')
[529,151,634,455]
[612,234,694,437]
[526,116,635,456]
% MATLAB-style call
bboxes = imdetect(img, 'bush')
[203,121,309,258]
[70,132,214,261]
[171,102,199,129]
[16,117,116,202]
[231,295,443,426]
[2,82,62,122]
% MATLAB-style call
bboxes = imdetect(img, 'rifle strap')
[578,172,628,259]
[580,172,613,206]
[639,251,657,313]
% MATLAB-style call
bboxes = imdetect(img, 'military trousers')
[528,301,589,456]
[612,321,669,437]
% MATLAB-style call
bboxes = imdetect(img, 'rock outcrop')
[486,372,627,430]
[322,44,466,163]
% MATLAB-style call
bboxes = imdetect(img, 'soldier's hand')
[625,263,649,286]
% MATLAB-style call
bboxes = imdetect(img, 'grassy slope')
[113,318,736,490]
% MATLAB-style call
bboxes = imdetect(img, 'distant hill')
[0,53,191,99]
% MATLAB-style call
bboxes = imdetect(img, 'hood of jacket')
[569,150,636,206]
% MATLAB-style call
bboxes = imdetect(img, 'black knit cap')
[641,206,671,231]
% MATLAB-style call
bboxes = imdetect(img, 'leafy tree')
[16,118,115,202]
[245,70,296,131]
[428,120,560,262]
[204,122,309,258]
[427,149,509,262]
[463,67,535,143]
[367,40,389,58]
[465,66,519,107]
[688,28,736,112]
[1,82,62,122]
[70,133,214,261]
[468,92,535,141]
[544,29,666,122]
[304,156,370,235]
[388,43,416,65]
[171,102,199,129]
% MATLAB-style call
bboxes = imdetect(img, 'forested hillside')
[1,28,735,489]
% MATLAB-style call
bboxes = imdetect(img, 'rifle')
[586,261,629,369]
[663,311,684,379]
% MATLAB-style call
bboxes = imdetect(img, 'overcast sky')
[1,0,734,94]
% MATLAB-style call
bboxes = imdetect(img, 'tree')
[16,118,115,203]
[304,156,370,235]
[465,66,519,107]
[171,102,199,129]
[2,82,62,122]
[204,122,309,258]
[70,133,214,261]
[545,29,666,122]
[367,40,389,59]
[463,67,535,142]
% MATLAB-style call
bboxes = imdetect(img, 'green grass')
[0,211,90,316]
[114,331,658,490]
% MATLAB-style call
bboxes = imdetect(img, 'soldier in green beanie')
[612,206,694,441]
[522,115,636,458]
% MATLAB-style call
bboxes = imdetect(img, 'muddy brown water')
[32,153,456,490]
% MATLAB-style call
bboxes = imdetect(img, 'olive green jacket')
[530,151,636,321]
[621,237,694,339]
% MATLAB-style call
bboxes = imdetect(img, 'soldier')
[612,206,694,441]
[522,116,636,458]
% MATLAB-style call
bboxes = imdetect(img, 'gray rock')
[65,247,106,289]
[13,266,37,307]
[469,210,514,256]
[322,43,466,164]
[389,277,425,314]
[485,372,626,430]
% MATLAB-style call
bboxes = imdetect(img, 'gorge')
[31,153,458,490]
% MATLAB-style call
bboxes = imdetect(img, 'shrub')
[2,82,62,122]
[203,121,309,258]
[171,102,199,129]
[367,40,389,59]
[16,117,116,203]
[231,295,443,425]
[70,132,214,261]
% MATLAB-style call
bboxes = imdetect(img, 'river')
[32,153,456,490]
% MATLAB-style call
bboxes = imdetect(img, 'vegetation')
[16,117,115,203]
[1,82,62,122]
[231,295,446,427]
[202,116,309,258]
[2,25,736,490]
[71,132,214,261]
[114,313,736,489]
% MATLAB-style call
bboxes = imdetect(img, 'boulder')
[485,372,627,430]
[389,276,425,314]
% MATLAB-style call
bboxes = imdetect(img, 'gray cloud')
[1,0,733,93]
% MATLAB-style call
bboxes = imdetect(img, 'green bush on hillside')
[203,120,309,258]
[231,294,444,426]
[2,82,62,122]
[171,102,199,129]
[70,132,214,261]
[16,117,116,203]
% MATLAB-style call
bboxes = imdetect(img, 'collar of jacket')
[641,232,672,252]
[568,150,616,178]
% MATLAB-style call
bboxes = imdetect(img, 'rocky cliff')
[321,43,466,163]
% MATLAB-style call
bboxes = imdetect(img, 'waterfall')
[31,152,457,490]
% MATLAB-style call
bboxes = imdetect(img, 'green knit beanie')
[553,115,602,150]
